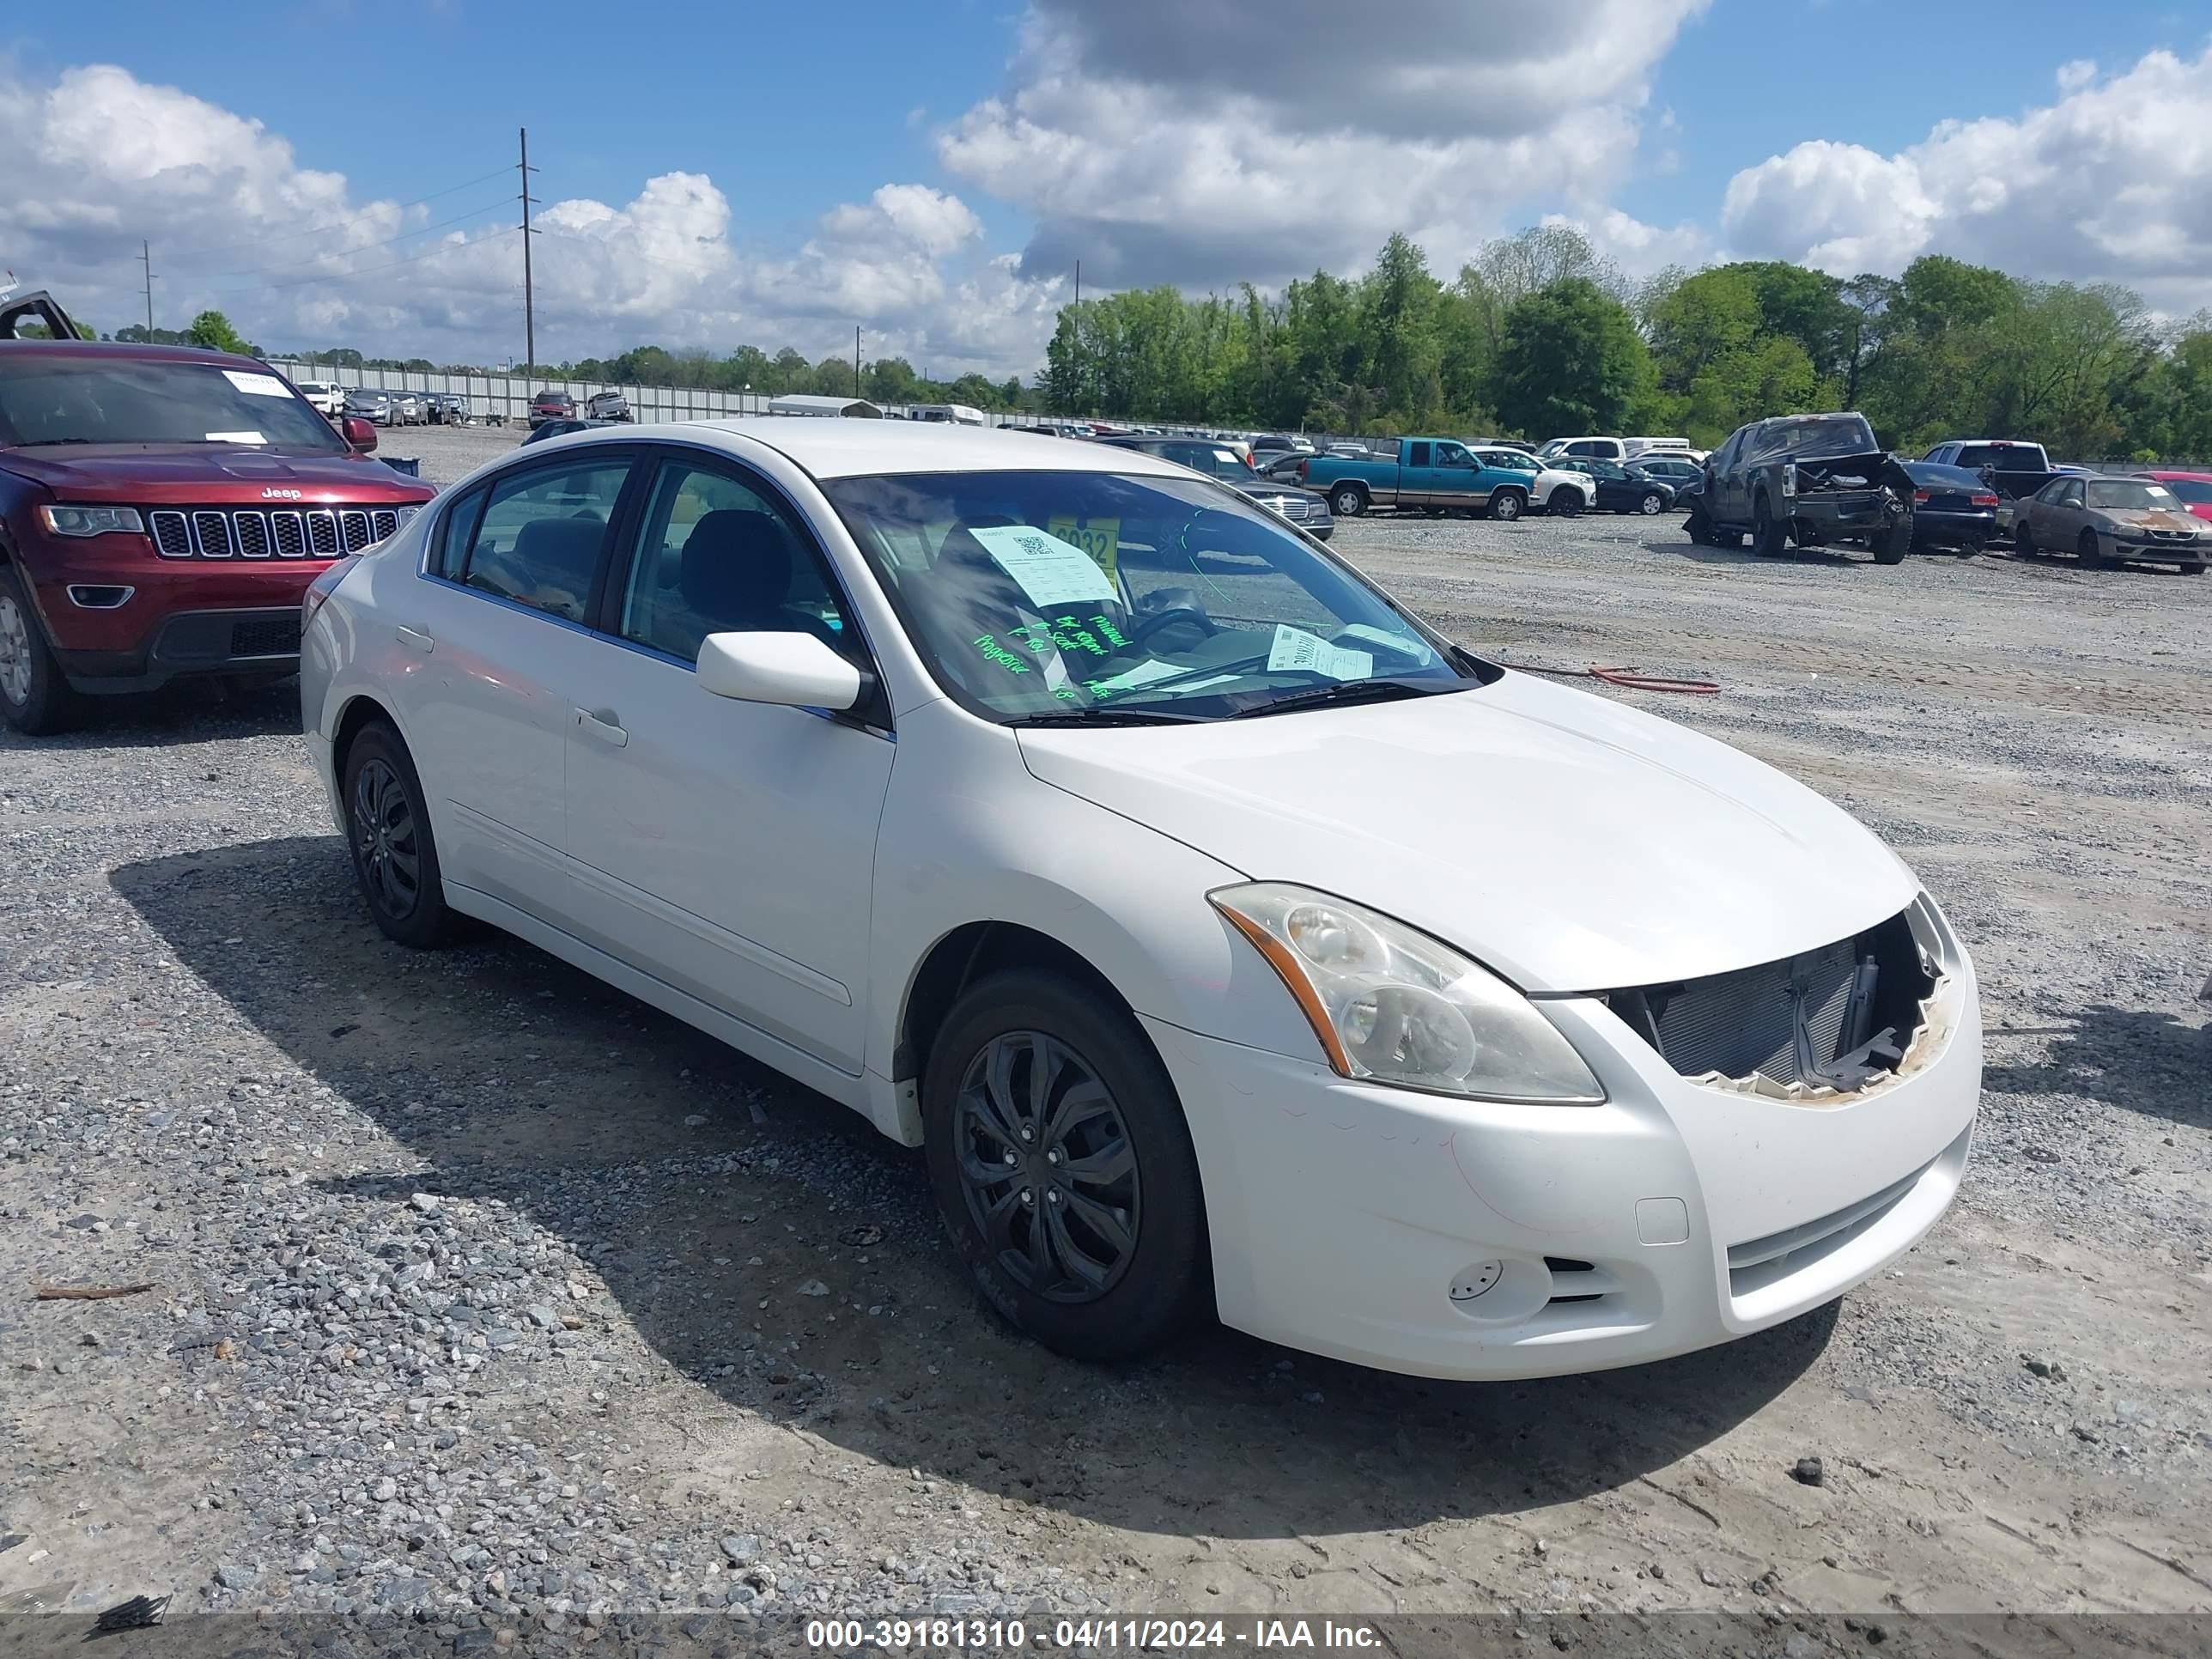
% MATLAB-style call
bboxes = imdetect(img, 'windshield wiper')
[12,437,98,447]
[1006,706,1210,727]
[1224,678,1453,720]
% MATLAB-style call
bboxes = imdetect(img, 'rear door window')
[459,459,634,622]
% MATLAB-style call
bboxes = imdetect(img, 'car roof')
[612,417,1194,481]
[0,338,277,372]
[2137,468,2211,480]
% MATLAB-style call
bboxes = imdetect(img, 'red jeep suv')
[0,290,435,734]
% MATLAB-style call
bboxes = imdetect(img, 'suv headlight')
[38,505,145,538]
[1210,882,1605,1103]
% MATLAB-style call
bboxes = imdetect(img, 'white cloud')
[1720,43,2212,312]
[0,62,1054,375]
[938,0,1711,290]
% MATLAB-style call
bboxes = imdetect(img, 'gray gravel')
[1,501,2207,1645]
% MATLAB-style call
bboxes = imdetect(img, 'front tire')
[923,970,1206,1363]
[1488,488,1526,522]
[2078,529,2114,569]
[1637,491,1665,516]
[1550,489,1583,519]
[0,566,80,736]
[341,722,456,949]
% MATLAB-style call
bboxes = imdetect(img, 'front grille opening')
[1606,910,1936,1093]
[230,616,302,658]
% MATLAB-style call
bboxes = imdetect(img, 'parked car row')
[1294,437,1678,521]
[1665,414,2209,572]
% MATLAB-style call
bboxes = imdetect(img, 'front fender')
[864,701,1327,1118]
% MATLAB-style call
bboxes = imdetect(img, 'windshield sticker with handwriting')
[1267,624,1373,681]
[1046,515,1119,583]
[222,369,292,398]
[969,525,1119,611]
[971,635,1032,676]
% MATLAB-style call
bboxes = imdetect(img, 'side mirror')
[696,630,862,712]
[342,416,379,452]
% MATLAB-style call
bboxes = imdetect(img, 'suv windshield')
[823,469,1477,723]
[0,356,345,450]
[2084,481,2176,511]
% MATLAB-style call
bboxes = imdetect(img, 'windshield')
[2085,481,2176,511]
[1954,443,2047,471]
[823,469,1478,723]
[2149,477,2212,505]
[0,356,345,450]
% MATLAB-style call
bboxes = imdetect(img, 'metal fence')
[262,361,1045,429]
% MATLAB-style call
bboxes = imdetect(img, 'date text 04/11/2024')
[803,1616,1382,1650]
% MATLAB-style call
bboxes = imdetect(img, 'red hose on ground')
[1495,661,1721,695]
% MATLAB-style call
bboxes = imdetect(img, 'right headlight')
[1209,882,1605,1103]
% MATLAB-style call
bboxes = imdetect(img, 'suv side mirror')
[697,631,862,712]
[342,416,378,452]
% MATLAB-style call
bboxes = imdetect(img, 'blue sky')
[6,0,2210,372]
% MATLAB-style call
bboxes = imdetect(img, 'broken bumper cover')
[1149,943,1979,1381]
[2100,532,2209,566]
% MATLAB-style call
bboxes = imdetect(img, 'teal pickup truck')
[1297,438,1542,520]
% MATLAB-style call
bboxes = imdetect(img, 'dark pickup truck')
[1682,411,1916,563]
[1920,439,2060,540]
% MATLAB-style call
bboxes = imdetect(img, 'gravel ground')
[2,485,2208,1650]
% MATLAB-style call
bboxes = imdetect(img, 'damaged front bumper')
[1149,898,1981,1381]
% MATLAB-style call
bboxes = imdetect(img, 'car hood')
[1015,672,1916,994]
[2095,507,2201,532]
[0,445,426,501]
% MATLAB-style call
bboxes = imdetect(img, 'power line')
[199,195,520,289]
[161,165,517,269]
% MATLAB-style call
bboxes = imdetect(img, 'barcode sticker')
[969,525,1120,610]
[1267,624,1372,681]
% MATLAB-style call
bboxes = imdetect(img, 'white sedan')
[301,422,1980,1379]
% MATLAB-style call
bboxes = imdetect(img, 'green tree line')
[1038,227,2212,461]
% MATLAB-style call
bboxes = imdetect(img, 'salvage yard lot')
[2,500,2208,1634]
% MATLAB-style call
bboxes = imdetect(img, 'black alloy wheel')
[342,723,456,948]
[951,1030,1139,1304]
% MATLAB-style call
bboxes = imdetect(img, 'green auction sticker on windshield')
[969,525,1119,611]
[1046,515,1119,584]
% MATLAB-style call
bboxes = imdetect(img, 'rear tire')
[2014,522,2034,557]
[0,566,80,737]
[1753,495,1789,556]
[1871,515,1911,565]
[341,722,457,949]
[1488,488,1526,522]
[922,970,1207,1363]
[1328,483,1366,518]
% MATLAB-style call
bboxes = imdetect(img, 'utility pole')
[1073,258,1080,313]
[140,241,157,338]
[518,128,539,373]
[854,326,861,398]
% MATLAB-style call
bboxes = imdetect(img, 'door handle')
[575,707,628,747]
[396,625,434,653]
